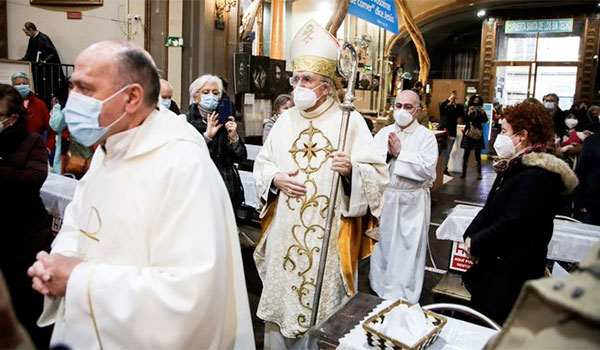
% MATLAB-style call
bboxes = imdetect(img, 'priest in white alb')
[369,90,438,304]
[27,41,254,349]
[253,20,388,348]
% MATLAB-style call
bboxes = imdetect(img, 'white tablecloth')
[436,205,600,263]
[447,125,465,173]
[337,300,497,350]
[246,144,262,161]
[40,173,77,218]
[239,170,258,209]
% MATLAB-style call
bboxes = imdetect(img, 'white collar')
[300,97,336,119]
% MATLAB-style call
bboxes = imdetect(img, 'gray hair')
[543,93,559,103]
[113,42,160,107]
[189,75,223,102]
[321,76,337,98]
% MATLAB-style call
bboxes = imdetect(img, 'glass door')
[494,65,533,106]
[533,66,578,110]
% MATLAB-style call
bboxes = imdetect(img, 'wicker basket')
[362,300,447,350]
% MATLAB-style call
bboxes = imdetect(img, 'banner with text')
[348,0,399,34]
[505,19,573,34]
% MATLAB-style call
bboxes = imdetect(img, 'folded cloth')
[372,303,434,347]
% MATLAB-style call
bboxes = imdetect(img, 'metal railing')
[30,62,74,105]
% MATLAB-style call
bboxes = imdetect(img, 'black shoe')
[477,174,482,180]
[444,169,450,176]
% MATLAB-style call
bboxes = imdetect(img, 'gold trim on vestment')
[300,98,336,120]
[338,213,377,294]
[86,264,103,350]
[292,55,337,79]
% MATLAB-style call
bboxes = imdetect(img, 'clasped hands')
[273,151,351,198]
[27,251,83,299]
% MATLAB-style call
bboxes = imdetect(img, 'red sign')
[450,241,474,272]
[67,11,82,20]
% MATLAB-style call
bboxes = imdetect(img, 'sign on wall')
[348,0,399,34]
[505,19,573,34]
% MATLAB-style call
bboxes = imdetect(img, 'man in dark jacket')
[439,91,464,174]
[543,93,567,137]
[575,132,600,225]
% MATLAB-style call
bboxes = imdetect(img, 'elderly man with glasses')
[369,89,438,304]
[253,20,388,349]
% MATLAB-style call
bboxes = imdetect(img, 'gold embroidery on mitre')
[292,56,337,79]
[303,24,314,43]
[283,121,335,334]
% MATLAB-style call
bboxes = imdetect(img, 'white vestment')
[369,121,438,304]
[253,97,388,338]
[38,109,255,349]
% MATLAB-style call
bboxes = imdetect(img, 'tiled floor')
[239,159,497,349]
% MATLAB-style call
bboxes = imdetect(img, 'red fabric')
[560,130,582,147]
[23,93,55,151]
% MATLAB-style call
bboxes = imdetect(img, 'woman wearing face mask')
[263,94,293,143]
[462,101,578,325]
[187,75,247,210]
[10,72,56,156]
[460,95,487,179]
[0,84,54,347]
[559,114,590,160]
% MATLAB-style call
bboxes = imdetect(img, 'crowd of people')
[1,19,599,350]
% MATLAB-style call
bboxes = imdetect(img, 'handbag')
[465,126,483,140]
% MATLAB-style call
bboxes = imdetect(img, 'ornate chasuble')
[253,98,388,338]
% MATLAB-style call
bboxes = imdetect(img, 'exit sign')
[165,37,184,47]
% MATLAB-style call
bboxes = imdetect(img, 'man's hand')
[204,112,223,140]
[50,97,59,107]
[388,132,402,158]
[330,151,352,178]
[28,251,83,299]
[273,170,307,198]
[225,116,238,141]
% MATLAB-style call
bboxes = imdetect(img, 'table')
[436,204,600,263]
[40,170,260,234]
[308,292,497,350]
[40,173,77,233]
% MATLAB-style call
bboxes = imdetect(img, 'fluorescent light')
[477,10,486,18]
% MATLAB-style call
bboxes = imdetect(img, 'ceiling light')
[477,10,486,18]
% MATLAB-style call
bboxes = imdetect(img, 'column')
[270,0,284,59]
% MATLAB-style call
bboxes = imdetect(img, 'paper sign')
[450,241,474,272]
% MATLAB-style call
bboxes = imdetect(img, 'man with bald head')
[159,78,181,114]
[370,89,438,304]
[27,41,254,349]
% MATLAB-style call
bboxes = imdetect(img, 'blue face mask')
[200,93,219,111]
[159,97,172,109]
[64,85,130,146]
[14,84,31,97]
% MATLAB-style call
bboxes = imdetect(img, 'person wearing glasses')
[369,90,438,304]
[253,20,388,348]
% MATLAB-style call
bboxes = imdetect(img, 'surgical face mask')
[14,84,31,98]
[494,133,520,158]
[565,118,578,129]
[293,83,325,111]
[544,101,556,110]
[200,93,218,111]
[64,85,130,147]
[159,96,172,109]
[393,108,414,127]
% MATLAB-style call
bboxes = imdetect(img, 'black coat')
[0,117,54,347]
[22,32,61,63]
[460,109,487,150]
[575,133,600,216]
[439,99,464,137]
[551,108,568,138]
[187,103,247,209]
[462,151,577,325]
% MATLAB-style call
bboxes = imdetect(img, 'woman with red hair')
[462,101,578,325]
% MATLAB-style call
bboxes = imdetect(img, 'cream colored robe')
[369,121,438,304]
[38,109,254,349]
[253,97,388,338]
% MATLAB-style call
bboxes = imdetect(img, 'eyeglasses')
[393,103,416,111]
[289,75,324,87]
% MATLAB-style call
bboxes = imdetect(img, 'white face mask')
[494,134,520,158]
[544,101,556,110]
[393,108,414,127]
[565,119,578,129]
[293,83,324,111]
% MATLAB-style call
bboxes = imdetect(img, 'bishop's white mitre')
[289,19,340,80]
